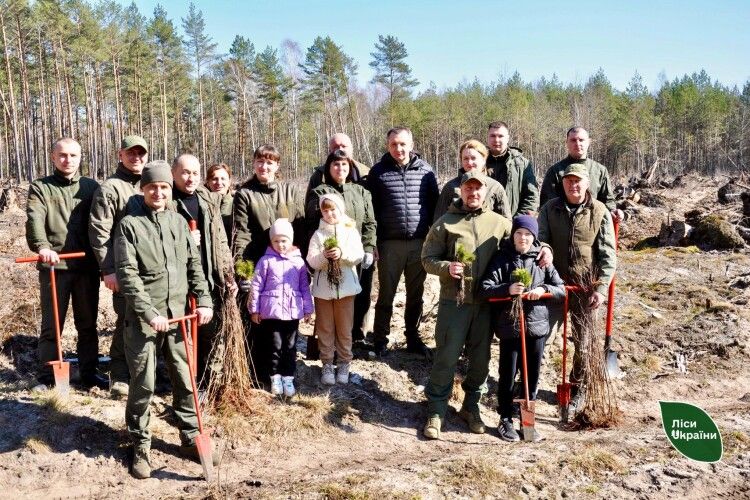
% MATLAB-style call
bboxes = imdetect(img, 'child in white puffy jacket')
[306,193,364,385]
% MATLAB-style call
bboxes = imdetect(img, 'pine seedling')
[455,243,476,306]
[235,259,255,280]
[323,235,342,291]
[511,268,532,288]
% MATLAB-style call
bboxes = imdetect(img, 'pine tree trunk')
[1,13,22,181]
[160,78,168,159]
[36,28,49,174]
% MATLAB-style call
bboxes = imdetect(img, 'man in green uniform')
[421,172,511,439]
[26,138,107,390]
[89,135,148,398]
[171,154,235,388]
[539,126,623,223]
[538,163,617,413]
[114,160,214,479]
[485,121,539,216]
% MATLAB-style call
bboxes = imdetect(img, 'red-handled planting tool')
[489,292,553,441]
[557,290,572,423]
[188,220,200,370]
[168,312,213,481]
[604,218,622,378]
[15,252,86,396]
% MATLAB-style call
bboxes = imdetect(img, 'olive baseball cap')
[460,171,488,186]
[120,135,148,152]
[562,163,589,179]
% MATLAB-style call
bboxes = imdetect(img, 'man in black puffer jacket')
[481,215,566,442]
[367,127,440,356]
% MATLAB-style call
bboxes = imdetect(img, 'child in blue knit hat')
[480,214,566,442]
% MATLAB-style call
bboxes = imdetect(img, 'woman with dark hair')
[306,149,376,342]
[205,162,234,242]
[233,145,306,385]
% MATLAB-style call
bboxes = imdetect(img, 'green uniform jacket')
[486,147,539,216]
[89,164,141,275]
[233,175,305,265]
[422,200,512,305]
[173,186,233,292]
[537,194,616,296]
[114,196,212,326]
[306,179,377,253]
[25,170,98,271]
[218,191,234,243]
[540,157,616,211]
[433,170,511,222]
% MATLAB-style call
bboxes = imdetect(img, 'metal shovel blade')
[606,350,623,378]
[557,383,571,423]
[194,433,214,481]
[516,400,536,442]
[604,336,623,379]
[48,360,70,397]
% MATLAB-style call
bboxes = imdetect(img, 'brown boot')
[131,447,151,479]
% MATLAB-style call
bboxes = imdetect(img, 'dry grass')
[317,478,417,500]
[442,457,518,497]
[725,429,750,456]
[449,374,465,405]
[23,436,51,454]
[639,354,663,374]
[213,391,342,441]
[562,446,627,479]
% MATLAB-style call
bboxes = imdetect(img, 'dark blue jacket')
[367,152,439,241]
[480,240,566,339]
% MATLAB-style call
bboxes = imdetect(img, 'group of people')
[24,121,618,478]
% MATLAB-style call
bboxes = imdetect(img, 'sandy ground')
[0,174,749,499]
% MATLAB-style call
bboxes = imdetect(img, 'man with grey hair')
[306,133,370,193]
[171,153,235,387]
[306,133,374,344]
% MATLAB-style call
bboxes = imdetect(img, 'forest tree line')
[0,0,749,185]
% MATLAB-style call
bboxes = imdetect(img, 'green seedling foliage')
[235,259,255,280]
[511,268,532,288]
[323,236,339,250]
[455,243,476,265]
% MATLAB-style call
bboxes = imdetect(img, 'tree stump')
[0,187,17,212]
[659,219,692,247]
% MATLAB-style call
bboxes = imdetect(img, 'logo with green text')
[659,401,723,463]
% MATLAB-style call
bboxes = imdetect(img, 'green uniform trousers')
[425,300,491,417]
[109,292,129,383]
[373,238,426,345]
[124,320,199,450]
[38,269,99,384]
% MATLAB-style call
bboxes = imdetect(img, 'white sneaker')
[321,364,335,385]
[336,363,350,384]
[270,374,283,395]
[282,376,296,397]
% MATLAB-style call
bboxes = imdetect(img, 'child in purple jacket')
[249,218,314,396]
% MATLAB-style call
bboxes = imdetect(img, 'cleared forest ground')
[0,175,749,499]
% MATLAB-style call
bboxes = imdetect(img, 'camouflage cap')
[460,170,488,186]
[120,135,148,152]
[140,160,172,186]
[563,163,589,179]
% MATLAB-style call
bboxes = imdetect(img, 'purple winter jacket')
[248,246,314,321]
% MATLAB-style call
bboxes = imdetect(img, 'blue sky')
[119,0,750,93]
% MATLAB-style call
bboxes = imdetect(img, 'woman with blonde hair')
[433,139,511,221]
